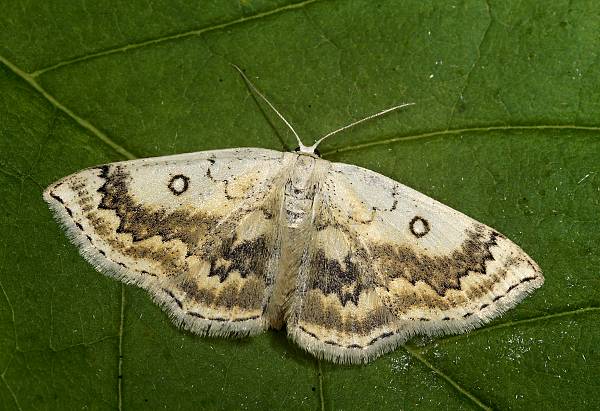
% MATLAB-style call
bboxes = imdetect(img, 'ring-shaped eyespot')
[168,174,190,195]
[409,216,430,238]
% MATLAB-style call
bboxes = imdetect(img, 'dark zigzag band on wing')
[96,165,275,283]
[298,274,539,350]
[305,225,500,311]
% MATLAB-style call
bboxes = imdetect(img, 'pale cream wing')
[288,160,543,363]
[44,148,291,337]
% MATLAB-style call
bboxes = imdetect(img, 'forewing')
[44,148,289,336]
[288,160,543,363]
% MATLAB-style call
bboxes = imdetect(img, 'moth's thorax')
[283,154,320,228]
[283,155,316,228]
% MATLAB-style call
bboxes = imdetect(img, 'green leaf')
[1,1,599,409]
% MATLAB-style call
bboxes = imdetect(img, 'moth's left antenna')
[307,102,415,152]
[232,64,308,151]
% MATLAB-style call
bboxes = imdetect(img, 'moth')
[43,67,543,364]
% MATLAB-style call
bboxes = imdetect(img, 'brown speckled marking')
[306,250,365,305]
[98,166,218,253]
[87,165,277,312]
[303,223,502,312]
[374,227,498,297]
[297,225,515,331]
[296,273,541,350]
[299,290,396,335]
[207,235,270,282]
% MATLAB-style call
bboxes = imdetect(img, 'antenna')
[232,64,414,155]
[307,103,415,153]
[231,64,308,151]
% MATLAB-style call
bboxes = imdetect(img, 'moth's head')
[294,145,321,158]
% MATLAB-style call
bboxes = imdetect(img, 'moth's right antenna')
[231,64,308,151]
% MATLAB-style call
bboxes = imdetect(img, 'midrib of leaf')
[3,50,600,409]
[29,0,328,77]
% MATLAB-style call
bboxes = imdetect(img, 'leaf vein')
[0,275,18,352]
[1,356,22,411]
[118,285,125,411]
[447,1,493,128]
[15,335,119,354]
[0,56,137,161]
[437,306,600,345]
[30,0,327,77]
[403,345,491,410]
[317,359,325,411]
[321,124,600,156]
